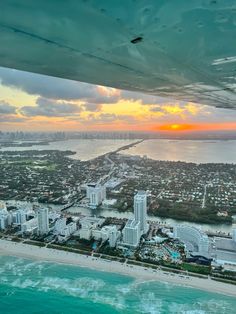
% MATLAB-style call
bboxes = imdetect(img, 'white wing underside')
[0,0,236,108]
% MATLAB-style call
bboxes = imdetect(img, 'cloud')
[83,103,103,112]
[149,106,164,113]
[149,103,212,121]
[85,113,117,123]
[0,67,170,106]
[0,100,17,114]
[89,95,119,104]
[81,113,138,126]
[1,67,236,131]
[121,90,172,105]
[0,67,98,100]
[20,97,83,117]
[0,115,26,123]
[185,103,201,115]
[0,67,121,105]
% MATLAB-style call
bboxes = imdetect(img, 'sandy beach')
[0,239,236,298]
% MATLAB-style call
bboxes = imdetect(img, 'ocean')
[2,138,236,163]
[121,139,236,164]
[0,139,136,161]
[1,255,236,314]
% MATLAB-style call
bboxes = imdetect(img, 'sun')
[169,124,192,130]
[170,124,181,130]
[158,124,195,131]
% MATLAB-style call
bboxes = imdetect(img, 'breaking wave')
[0,256,236,313]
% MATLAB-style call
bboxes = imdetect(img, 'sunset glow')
[0,67,236,133]
[158,124,196,132]
[154,123,236,133]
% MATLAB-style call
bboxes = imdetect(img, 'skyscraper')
[134,190,148,234]
[37,207,49,235]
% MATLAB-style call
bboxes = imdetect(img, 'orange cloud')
[161,104,185,117]
[185,103,201,115]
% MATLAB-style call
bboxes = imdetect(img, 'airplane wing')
[0,0,235,108]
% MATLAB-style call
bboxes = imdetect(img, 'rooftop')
[215,238,236,252]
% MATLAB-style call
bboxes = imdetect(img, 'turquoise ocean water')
[1,256,236,314]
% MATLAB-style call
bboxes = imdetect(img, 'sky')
[0,66,236,133]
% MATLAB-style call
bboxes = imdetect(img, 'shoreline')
[0,239,236,298]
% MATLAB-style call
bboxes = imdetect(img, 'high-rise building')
[15,209,27,225]
[0,216,7,229]
[87,183,106,208]
[123,219,140,247]
[122,190,149,247]
[21,218,38,234]
[54,217,67,234]
[86,183,96,198]
[173,225,209,257]
[134,191,148,234]
[37,207,49,235]
[0,201,9,230]
[108,225,120,248]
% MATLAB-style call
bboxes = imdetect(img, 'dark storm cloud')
[20,97,83,117]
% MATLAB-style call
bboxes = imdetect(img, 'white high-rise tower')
[122,191,149,247]
[37,207,49,235]
[86,183,106,208]
[134,190,148,234]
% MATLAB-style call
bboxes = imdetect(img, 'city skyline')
[1,66,236,133]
